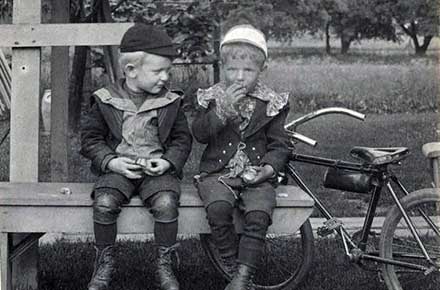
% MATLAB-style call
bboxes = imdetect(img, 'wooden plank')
[10,2,41,289]
[0,23,133,47]
[10,0,41,182]
[10,49,40,181]
[0,205,312,235]
[0,182,314,232]
[50,0,70,181]
[0,183,315,207]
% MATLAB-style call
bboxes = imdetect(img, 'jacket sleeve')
[260,104,291,173]
[161,102,193,176]
[80,98,118,173]
[191,102,228,144]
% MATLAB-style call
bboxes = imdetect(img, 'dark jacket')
[192,97,290,174]
[80,80,192,178]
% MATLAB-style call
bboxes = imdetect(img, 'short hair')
[118,51,148,72]
[220,42,266,69]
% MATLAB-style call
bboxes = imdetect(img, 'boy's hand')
[218,83,247,118]
[107,157,143,179]
[244,164,275,185]
[225,82,247,104]
[143,158,171,176]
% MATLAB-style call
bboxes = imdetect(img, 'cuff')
[100,154,117,173]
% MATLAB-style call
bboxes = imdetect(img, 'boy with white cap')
[192,24,290,290]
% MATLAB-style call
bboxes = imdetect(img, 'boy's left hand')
[143,158,171,176]
[245,164,275,185]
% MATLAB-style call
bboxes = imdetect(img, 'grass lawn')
[39,236,439,290]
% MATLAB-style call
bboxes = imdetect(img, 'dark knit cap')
[120,23,179,57]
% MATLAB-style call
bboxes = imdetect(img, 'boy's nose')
[236,70,245,81]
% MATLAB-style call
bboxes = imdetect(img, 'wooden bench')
[0,182,314,290]
[422,142,440,188]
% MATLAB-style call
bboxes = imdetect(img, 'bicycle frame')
[287,152,438,272]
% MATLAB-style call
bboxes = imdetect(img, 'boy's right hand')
[107,157,143,179]
[225,82,247,104]
[218,83,247,118]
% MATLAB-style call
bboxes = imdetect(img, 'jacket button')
[257,156,261,159]
[252,147,256,151]
[219,159,222,163]
[228,143,232,146]
[222,150,226,154]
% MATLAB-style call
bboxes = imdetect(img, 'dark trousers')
[206,201,270,268]
[92,174,180,247]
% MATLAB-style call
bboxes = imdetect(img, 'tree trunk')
[399,22,431,56]
[415,35,433,56]
[340,35,351,54]
[325,22,331,54]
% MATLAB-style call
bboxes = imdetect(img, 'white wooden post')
[10,1,41,289]
[10,1,41,181]
[0,17,132,290]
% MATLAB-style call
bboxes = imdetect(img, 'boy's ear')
[261,63,268,72]
[124,63,137,78]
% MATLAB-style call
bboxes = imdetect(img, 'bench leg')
[11,234,39,290]
[0,232,11,290]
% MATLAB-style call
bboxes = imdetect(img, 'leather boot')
[156,244,180,290]
[88,245,115,290]
[224,264,256,290]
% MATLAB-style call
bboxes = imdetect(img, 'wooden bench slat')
[0,182,315,234]
[0,182,314,208]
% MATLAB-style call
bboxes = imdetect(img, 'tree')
[390,0,439,55]
[272,0,325,42]
[322,0,397,54]
[272,0,398,54]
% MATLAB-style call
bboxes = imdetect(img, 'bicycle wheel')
[379,188,440,290]
[200,219,314,290]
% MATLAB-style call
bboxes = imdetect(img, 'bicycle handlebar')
[284,107,366,147]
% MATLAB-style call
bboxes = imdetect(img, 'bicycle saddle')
[350,147,409,165]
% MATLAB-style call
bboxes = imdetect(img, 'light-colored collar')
[197,81,289,117]
[94,87,180,113]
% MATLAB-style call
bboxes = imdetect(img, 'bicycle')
[200,107,440,290]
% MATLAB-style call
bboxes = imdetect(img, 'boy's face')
[130,53,172,94]
[222,56,263,94]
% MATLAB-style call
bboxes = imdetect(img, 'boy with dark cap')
[81,23,192,290]
[192,24,290,290]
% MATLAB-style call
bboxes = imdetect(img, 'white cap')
[220,24,268,59]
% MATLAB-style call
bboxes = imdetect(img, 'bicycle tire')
[379,188,440,290]
[200,219,314,290]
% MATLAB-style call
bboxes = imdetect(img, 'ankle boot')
[156,244,180,290]
[88,245,115,290]
[224,264,256,290]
